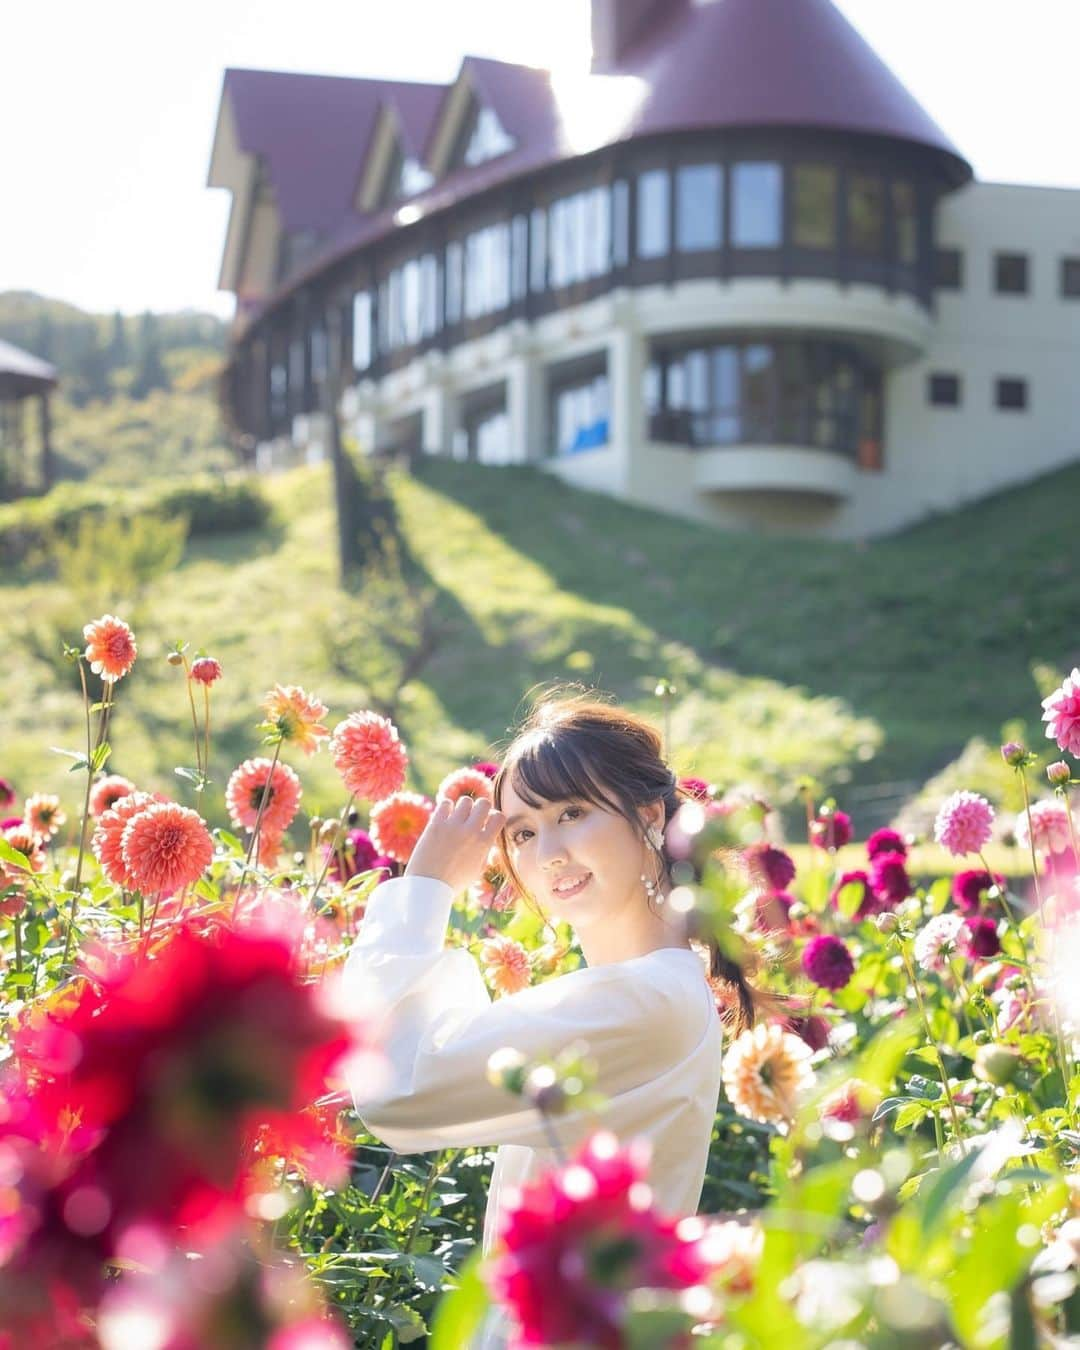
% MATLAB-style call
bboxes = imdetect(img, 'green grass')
[2,453,1076,847]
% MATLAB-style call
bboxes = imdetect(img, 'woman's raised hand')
[405,795,507,896]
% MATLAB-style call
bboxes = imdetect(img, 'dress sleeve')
[341,873,700,1154]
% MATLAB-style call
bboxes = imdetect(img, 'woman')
[343,691,756,1347]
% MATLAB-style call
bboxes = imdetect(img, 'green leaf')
[836,879,865,920]
[5,973,34,988]
[894,1100,931,1131]
[174,766,203,785]
[430,1249,490,1350]
[0,838,32,872]
[67,759,91,774]
[214,829,244,854]
[90,741,111,772]
[49,746,86,762]
[194,877,219,904]
[386,1304,427,1343]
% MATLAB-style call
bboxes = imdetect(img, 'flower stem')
[1016,772,1048,926]
[309,795,356,913]
[232,739,284,914]
[63,661,99,968]
[182,655,203,782]
[202,685,211,792]
[900,941,965,1146]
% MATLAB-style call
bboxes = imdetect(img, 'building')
[207,0,1080,539]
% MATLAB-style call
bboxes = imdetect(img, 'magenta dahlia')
[801,934,855,991]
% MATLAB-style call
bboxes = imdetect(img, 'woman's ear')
[637,799,666,837]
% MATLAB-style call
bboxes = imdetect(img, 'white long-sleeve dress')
[342,874,725,1349]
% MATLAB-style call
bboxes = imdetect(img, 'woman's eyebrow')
[504,799,577,829]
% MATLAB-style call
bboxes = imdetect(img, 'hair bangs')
[501,730,624,820]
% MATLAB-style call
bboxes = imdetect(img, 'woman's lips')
[552,872,591,899]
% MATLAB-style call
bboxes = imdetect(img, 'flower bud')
[487,1047,528,1095]
[974,1043,1021,1085]
[875,913,899,934]
[1000,741,1026,767]
[1048,761,1072,787]
[524,1064,568,1116]
[318,820,341,847]
[166,651,185,667]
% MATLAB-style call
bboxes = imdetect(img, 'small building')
[0,339,57,500]
[207,0,1080,539]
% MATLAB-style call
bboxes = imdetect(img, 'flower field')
[2,614,1080,1349]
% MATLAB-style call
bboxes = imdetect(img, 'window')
[612,179,630,266]
[995,252,1029,294]
[848,173,885,256]
[637,169,670,258]
[1062,257,1080,298]
[309,323,328,384]
[935,248,963,289]
[928,373,960,407]
[464,106,515,166]
[420,254,439,337]
[288,339,305,406]
[530,209,547,292]
[352,292,372,371]
[398,156,434,198]
[445,241,464,324]
[676,163,722,251]
[892,180,918,265]
[550,186,611,286]
[464,223,510,318]
[996,377,1027,410]
[269,361,288,423]
[731,162,782,248]
[792,164,836,249]
[551,370,609,456]
[463,401,512,463]
[511,214,528,301]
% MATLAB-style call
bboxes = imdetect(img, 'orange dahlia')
[261,684,330,755]
[721,1023,815,1131]
[23,793,66,843]
[480,935,532,996]
[83,614,137,683]
[437,766,495,804]
[330,711,408,802]
[89,774,136,818]
[369,791,434,864]
[92,790,167,888]
[2,823,45,887]
[225,757,302,835]
[121,802,214,896]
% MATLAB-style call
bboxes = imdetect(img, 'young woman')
[343,691,756,1348]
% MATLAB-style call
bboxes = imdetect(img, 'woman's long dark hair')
[490,685,760,1035]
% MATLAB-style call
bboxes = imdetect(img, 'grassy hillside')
[2,452,1076,844]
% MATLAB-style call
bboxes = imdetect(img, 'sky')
[2,0,1078,321]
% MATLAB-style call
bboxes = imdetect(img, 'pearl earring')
[642,823,665,904]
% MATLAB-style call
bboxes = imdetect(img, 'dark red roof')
[0,339,58,398]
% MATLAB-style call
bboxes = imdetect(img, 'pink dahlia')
[89,774,136,818]
[830,869,878,920]
[934,790,995,856]
[261,684,329,755]
[0,777,15,809]
[2,823,45,887]
[436,766,494,804]
[952,867,1006,915]
[1015,799,1072,855]
[121,802,213,896]
[473,760,501,780]
[744,841,796,893]
[189,655,223,686]
[226,757,302,836]
[479,935,532,996]
[485,1130,716,1348]
[1042,668,1080,757]
[866,827,907,860]
[913,912,966,973]
[963,914,1002,960]
[330,711,408,802]
[678,776,713,802]
[83,613,137,683]
[801,934,855,991]
[92,790,167,888]
[869,851,911,908]
[369,791,434,864]
[810,809,853,851]
[23,793,66,843]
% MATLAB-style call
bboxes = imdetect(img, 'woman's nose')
[537,833,567,869]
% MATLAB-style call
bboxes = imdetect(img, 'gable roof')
[0,339,58,397]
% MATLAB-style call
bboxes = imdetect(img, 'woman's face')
[498,777,659,926]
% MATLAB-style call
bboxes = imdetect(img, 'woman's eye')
[512,807,582,845]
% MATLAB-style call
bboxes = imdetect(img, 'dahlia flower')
[865,827,907,860]
[436,766,494,804]
[1015,799,1072,855]
[722,1023,815,1129]
[869,851,911,908]
[89,774,136,818]
[324,827,395,885]
[2,823,45,887]
[830,869,877,920]
[0,776,16,809]
[810,809,853,851]
[1042,668,1080,757]
[743,841,796,893]
[92,791,165,888]
[23,793,65,843]
[479,935,532,996]
[801,934,855,991]
[678,776,713,802]
[329,711,408,802]
[82,614,137,683]
[226,757,302,836]
[473,760,500,779]
[964,914,1002,959]
[934,790,995,856]
[913,912,966,973]
[261,684,329,755]
[121,802,214,896]
[189,656,223,686]
[820,1078,880,1126]
[369,791,434,864]
[951,867,1004,914]
[485,1129,718,1348]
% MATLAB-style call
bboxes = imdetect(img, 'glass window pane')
[445,242,463,324]
[352,292,371,370]
[676,164,722,250]
[712,347,738,407]
[742,343,774,437]
[612,180,630,266]
[587,186,611,275]
[511,215,528,300]
[792,164,836,249]
[530,209,547,292]
[637,169,670,259]
[732,162,782,247]
[848,174,885,256]
[892,181,918,264]
[686,350,709,411]
[643,361,661,414]
[475,409,511,464]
